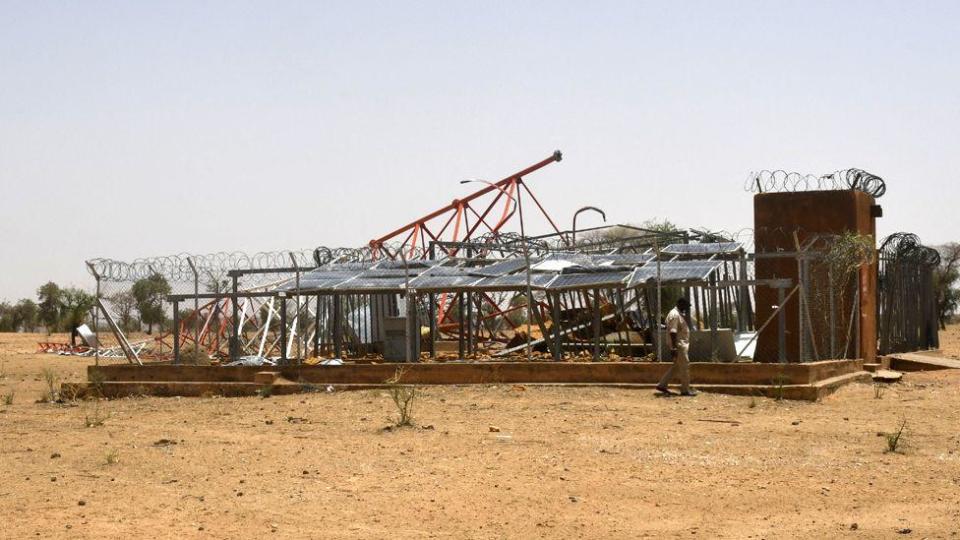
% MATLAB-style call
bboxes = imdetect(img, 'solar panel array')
[547,271,632,290]
[596,253,655,266]
[469,258,533,277]
[660,242,743,255]
[475,274,556,290]
[273,251,728,293]
[627,261,722,288]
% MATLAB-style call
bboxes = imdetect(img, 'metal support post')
[777,286,787,363]
[828,269,836,358]
[230,274,239,362]
[710,271,719,360]
[655,241,663,362]
[428,242,437,358]
[172,299,180,364]
[457,293,465,359]
[85,262,101,366]
[333,294,342,358]
[592,288,602,361]
[290,252,302,365]
[187,257,199,350]
[279,295,288,364]
[738,252,749,332]
[552,293,562,361]
[314,294,321,357]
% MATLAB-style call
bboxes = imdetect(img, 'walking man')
[656,297,697,396]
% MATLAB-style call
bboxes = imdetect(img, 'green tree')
[205,275,230,293]
[14,299,39,332]
[36,282,63,333]
[109,291,138,332]
[131,274,171,334]
[935,243,960,329]
[60,288,96,346]
[0,302,14,331]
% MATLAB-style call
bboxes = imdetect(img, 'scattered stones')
[50,453,60,459]
[792,421,801,426]
[897,528,912,534]
[850,523,858,530]
[489,426,500,433]
[78,500,86,506]
[154,439,177,447]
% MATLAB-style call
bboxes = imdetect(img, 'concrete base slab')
[64,359,868,401]
[884,352,960,372]
[62,371,870,402]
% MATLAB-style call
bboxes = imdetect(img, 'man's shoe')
[680,389,699,397]
[655,385,671,395]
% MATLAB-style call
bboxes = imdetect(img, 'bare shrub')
[104,448,120,465]
[884,419,907,453]
[386,367,418,427]
[40,368,59,402]
[83,400,108,427]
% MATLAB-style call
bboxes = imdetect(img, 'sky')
[1,1,959,301]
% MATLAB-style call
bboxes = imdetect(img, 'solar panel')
[421,265,469,276]
[627,261,721,287]
[335,278,408,291]
[597,253,655,266]
[546,271,631,290]
[473,274,555,290]
[320,262,376,272]
[274,276,350,292]
[533,254,614,273]
[408,275,483,290]
[660,242,742,255]
[358,269,424,278]
[371,260,433,270]
[470,258,532,277]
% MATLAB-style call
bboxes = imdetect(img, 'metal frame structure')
[72,156,938,367]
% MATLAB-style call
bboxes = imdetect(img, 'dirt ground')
[1,331,959,539]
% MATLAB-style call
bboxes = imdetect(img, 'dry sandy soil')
[2,330,960,539]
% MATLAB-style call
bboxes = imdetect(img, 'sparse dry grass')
[1,331,959,538]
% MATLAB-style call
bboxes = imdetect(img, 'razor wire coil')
[879,232,940,266]
[89,249,317,282]
[746,168,886,198]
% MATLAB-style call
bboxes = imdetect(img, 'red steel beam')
[369,151,561,251]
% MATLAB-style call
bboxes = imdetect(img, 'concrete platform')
[883,352,960,372]
[63,359,868,401]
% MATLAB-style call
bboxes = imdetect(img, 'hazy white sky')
[1,1,958,301]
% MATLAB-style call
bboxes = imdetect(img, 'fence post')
[172,299,180,364]
[86,262,101,366]
[230,274,239,362]
[777,285,786,363]
[187,257,199,351]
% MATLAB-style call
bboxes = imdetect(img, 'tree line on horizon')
[0,275,172,341]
